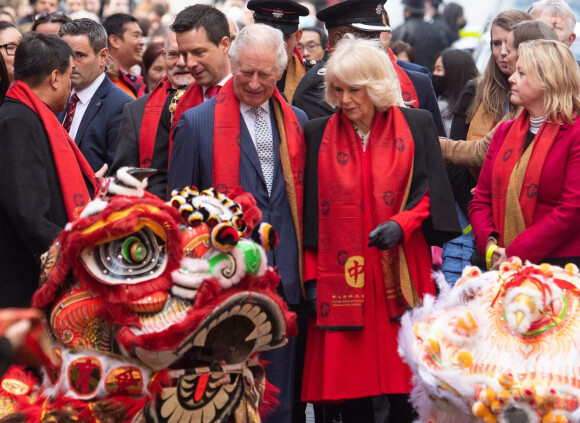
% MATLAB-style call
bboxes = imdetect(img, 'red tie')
[206,85,221,99]
[62,93,80,133]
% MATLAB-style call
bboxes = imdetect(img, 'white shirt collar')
[72,72,106,105]
[240,99,270,116]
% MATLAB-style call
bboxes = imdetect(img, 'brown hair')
[467,9,531,123]
[511,20,558,50]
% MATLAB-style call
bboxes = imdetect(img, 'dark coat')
[0,99,72,307]
[392,16,451,70]
[109,93,150,173]
[108,91,174,199]
[58,74,132,171]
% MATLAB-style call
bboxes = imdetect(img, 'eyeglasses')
[0,43,18,56]
[34,11,66,21]
[297,43,322,53]
[163,50,181,62]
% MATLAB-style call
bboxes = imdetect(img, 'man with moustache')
[102,13,146,99]
[109,28,194,199]
[57,18,133,172]
[0,33,95,307]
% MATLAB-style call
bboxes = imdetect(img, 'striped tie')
[62,93,80,133]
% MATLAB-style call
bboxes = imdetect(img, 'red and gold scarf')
[7,81,95,220]
[139,75,172,168]
[491,110,560,247]
[213,78,305,283]
[317,107,416,329]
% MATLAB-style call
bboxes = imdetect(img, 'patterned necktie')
[62,93,80,133]
[251,106,275,196]
[206,85,221,99]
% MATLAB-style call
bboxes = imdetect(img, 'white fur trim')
[42,347,153,400]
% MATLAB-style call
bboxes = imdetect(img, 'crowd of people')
[0,0,578,422]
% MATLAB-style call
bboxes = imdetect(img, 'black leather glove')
[368,221,403,250]
[304,280,317,317]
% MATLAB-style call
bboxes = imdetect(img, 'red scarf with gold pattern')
[492,110,560,247]
[317,107,415,329]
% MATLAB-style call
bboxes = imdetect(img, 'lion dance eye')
[80,227,167,285]
[122,237,148,264]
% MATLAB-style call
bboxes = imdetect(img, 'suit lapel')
[269,106,282,180]
[75,76,109,145]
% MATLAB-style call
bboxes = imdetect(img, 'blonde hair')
[325,34,405,109]
[517,39,580,124]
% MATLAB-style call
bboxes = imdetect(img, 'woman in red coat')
[301,34,459,422]
[470,39,580,271]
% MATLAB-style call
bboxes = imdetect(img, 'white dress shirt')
[66,72,106,141]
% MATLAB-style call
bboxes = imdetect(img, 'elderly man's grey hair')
[163,26,174,50]
[528,0,576,38]
[228,23,288,75]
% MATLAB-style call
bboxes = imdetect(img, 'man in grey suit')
[168,23,307,423]
[58,18,133,172]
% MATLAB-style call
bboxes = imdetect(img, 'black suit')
[0,99,71,307]
[109,91,174,199]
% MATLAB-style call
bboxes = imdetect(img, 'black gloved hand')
[304,280,317,317]
[368,221,403,250]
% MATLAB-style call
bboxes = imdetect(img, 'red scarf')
[491,110,560,247]
[388,49,419,109]
[6,81,95,220]
[317,107,415,329]
[213,78,305,278]
[139,75,172,168]
[168,83,203,165]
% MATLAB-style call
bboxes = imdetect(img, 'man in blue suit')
[58,18,133,172]
[168,23,307,423]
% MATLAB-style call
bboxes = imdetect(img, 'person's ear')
[295,28,303,43]
[219,35,230,53]
[332,29,344,45]
[108,34,121,50]
[49,69,61,90]
[98,47,108,67]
